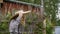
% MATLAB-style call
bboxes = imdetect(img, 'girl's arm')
[22,10,31,14]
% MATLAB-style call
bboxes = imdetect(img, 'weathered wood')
[0,0,3,3]
[2,2,40,14]
[4,0,40,8]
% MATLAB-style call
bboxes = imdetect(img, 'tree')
[44,0,58,34]
[40,0,46,34]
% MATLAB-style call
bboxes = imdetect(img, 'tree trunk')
[40,0,46,34]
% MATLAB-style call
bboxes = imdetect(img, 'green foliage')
[26,12,38,25]
[56,20,60,26]
[0,12,12,34]
[25,12,43,34]
[34,22,43,34]
[46,18,53,34]
[44,0,58,34]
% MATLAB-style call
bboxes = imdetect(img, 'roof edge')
[4,0,40,7]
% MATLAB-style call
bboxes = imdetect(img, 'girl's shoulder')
[10,19,15,22]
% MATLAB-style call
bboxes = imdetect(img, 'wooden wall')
[2,2,40,15]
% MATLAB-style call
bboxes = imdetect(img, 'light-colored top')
[9,15,21,32]
[9,15,21,28]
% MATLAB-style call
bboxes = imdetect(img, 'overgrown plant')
[0,12,12,34]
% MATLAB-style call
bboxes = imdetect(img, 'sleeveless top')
[9,15,21,28]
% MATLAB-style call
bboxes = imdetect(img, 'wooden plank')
[0,0,3,3]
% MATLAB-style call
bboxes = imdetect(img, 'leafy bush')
[0,12,12,34]
[25,12,43,34]
[46,18,54,34]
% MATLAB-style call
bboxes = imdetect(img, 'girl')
[9,10,31,34]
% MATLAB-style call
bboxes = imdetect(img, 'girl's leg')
[14,32,18,34]
[9,26,15,34]
[14,25,19,34]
